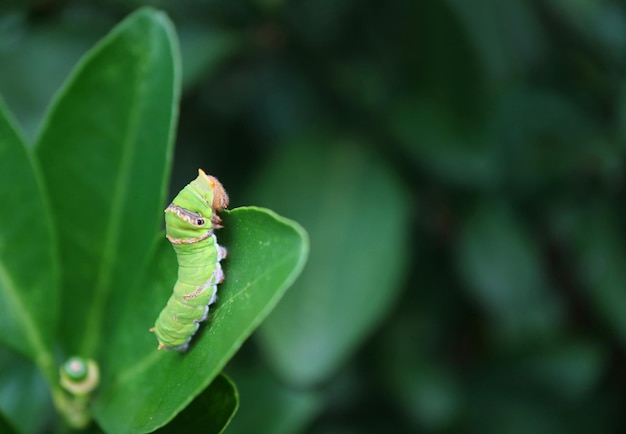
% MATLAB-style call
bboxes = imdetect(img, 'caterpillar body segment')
[151,170,228,351]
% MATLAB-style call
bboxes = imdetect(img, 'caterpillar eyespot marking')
[151,169,229,351]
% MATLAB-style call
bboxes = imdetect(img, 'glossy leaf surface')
[93,207,308,433]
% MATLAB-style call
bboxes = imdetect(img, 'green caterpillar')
[150,169,229,351]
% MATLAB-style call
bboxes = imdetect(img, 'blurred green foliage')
[1,0,626,433]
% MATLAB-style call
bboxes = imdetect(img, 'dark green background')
[2,1,625,433]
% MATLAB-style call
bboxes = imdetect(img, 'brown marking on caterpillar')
[166,230,212,245]
[182,286,205,300]
[182,264,222,301]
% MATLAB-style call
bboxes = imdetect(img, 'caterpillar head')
[198,169,229,211]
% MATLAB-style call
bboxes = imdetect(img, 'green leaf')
[0,12,112,141]
[93,207,308,433]
[488,88,602,191]
[155,374,238,434]
[225,355,322,434]
[516,340,607,401]
[0,96,59,374]
[33,7,181,358]
[393,363,460,431]
[375,289,463,431]
[456,203,564,344]
[464,344,615,434]
[444,0,544,81]
[249,140,413,386]
[543,0,626,63]
[571,205,626,343]
[178,24,242,90]
[0,411,18,434]
[0,348,56,434]
[389,99,497,189]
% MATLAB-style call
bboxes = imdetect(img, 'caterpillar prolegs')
[150,169,229,351]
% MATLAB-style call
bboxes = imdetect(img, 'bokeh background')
[2,1,626,433]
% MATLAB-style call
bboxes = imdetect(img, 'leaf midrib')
[79,24,156,358]
[0,262,55,377]
[0,99,59,384]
